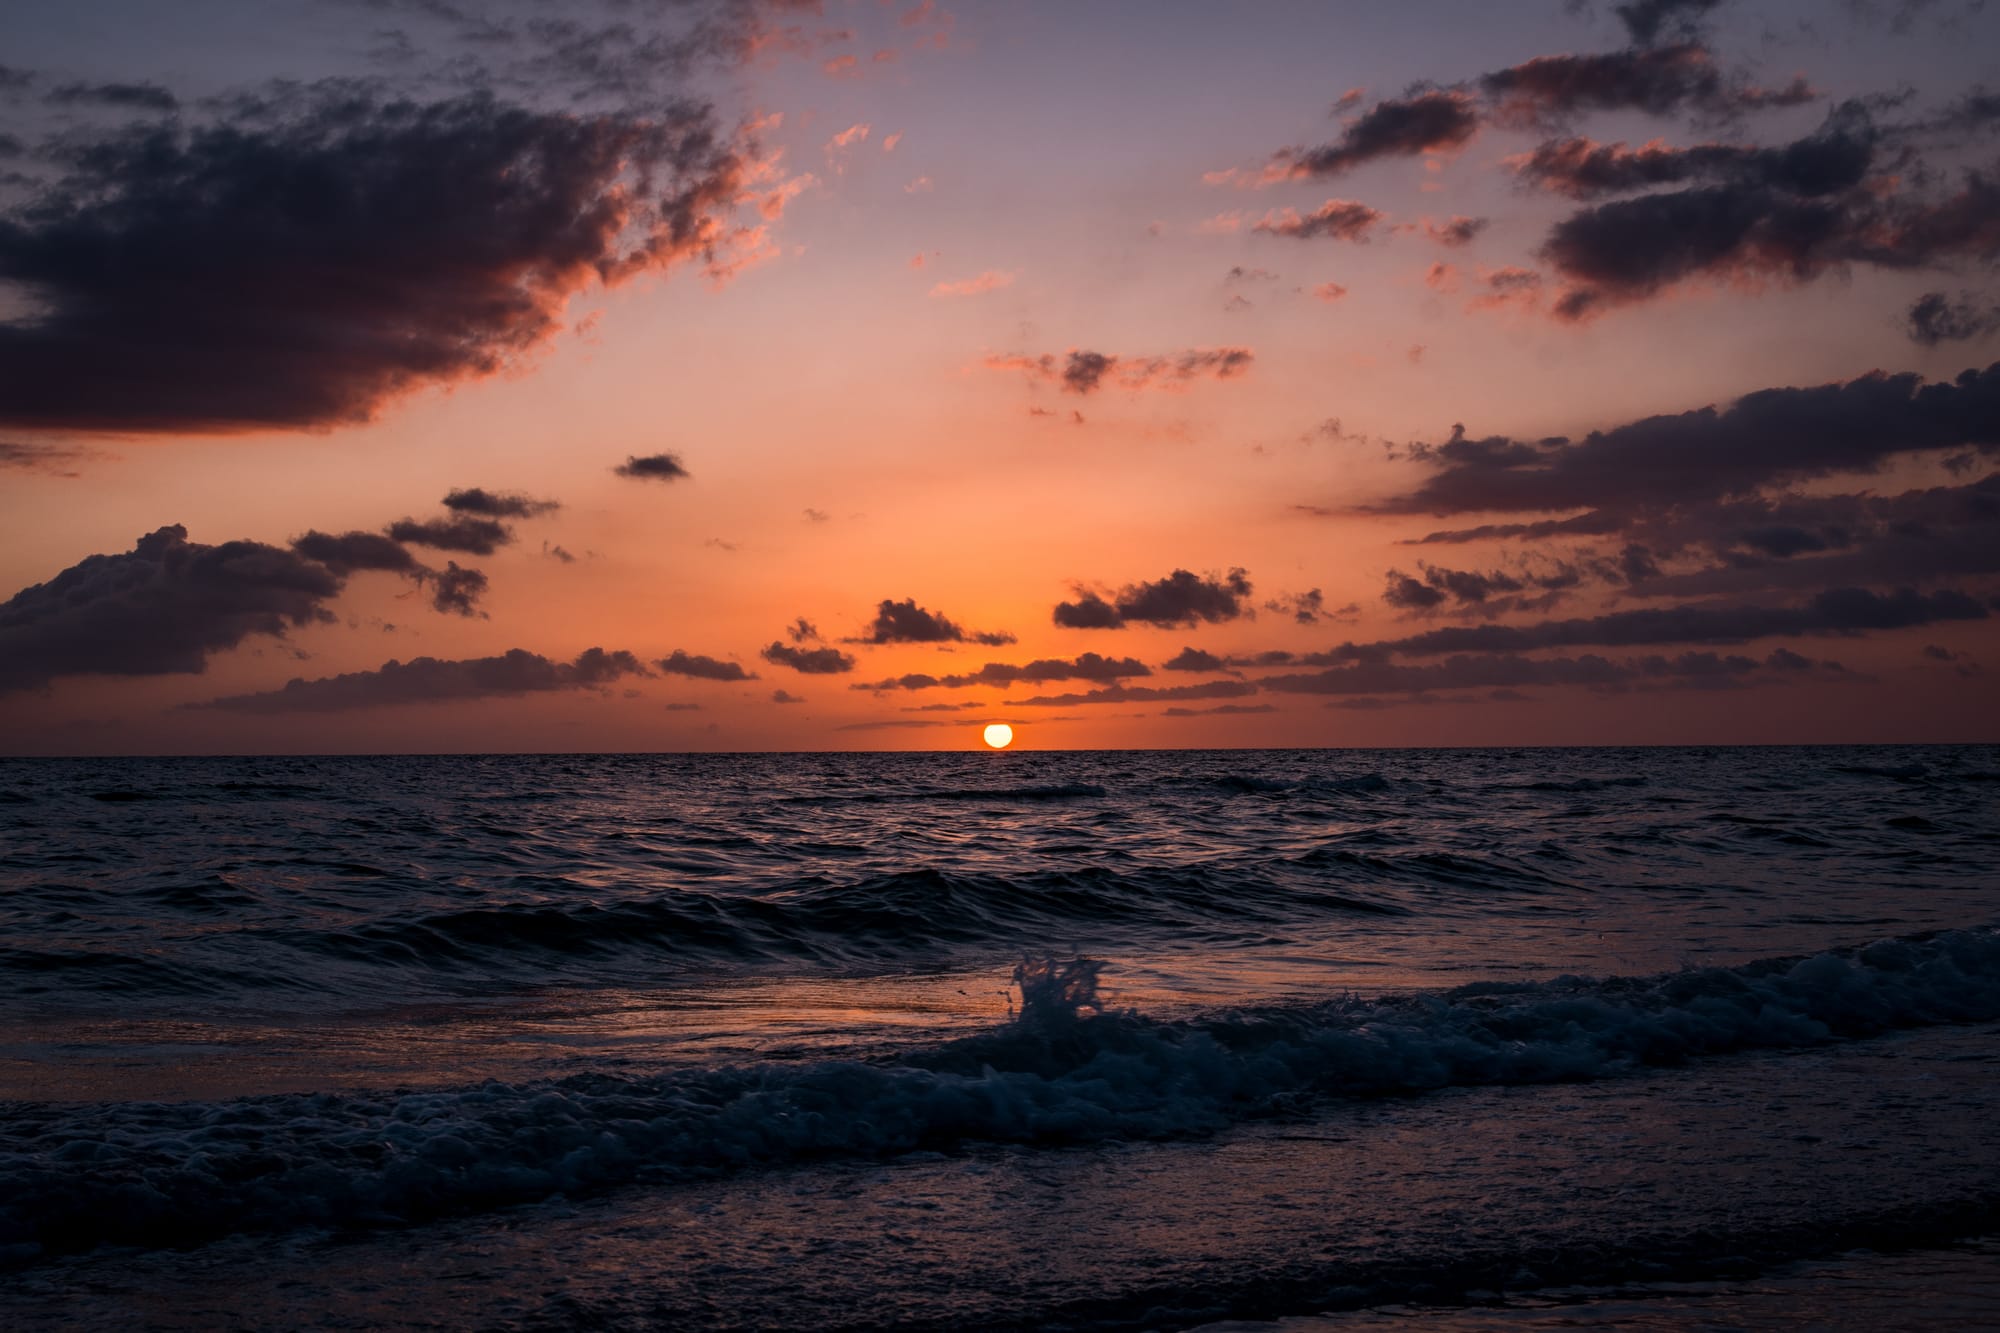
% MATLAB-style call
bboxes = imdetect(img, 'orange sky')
[2,0,1997,752]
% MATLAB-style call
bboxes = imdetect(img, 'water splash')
[1010,954,1108,1029]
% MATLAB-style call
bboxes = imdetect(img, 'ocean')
[2,745,1998,1329]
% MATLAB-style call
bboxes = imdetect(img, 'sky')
[1,0,1997,753]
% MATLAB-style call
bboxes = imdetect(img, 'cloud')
[1312,281,1350,302]
[1323,586,1986,662]
[850,597,1015,646]
[771,688,805,703]
[1909,290,2000,345]
[615,452,692,482]
[1162,646,1227,672]
[1007,680,1260,707]
[1480,44,1811,128]
[1269,90,1479,179]
[0,89,748,433]
[929,269,1016,297]
[289,530,421,576]
[1162,703,1278,717]
[1511,102,1877,202]
[1421,215,1490,247]
[987,348,1254,394]
[45,80,178,111]
[852,652,1152,690]
[1376,360,2000,516]
[1053,568,1255,629]
[1261,648,1836,698]
[1614,0,1726,46]
[1535,109,2000,319]
[762,641,857,674]
[386,515,513,555]
[192,646,648,713]
[425,561,488,617]
[657,649,757,681]
[0,441,94,474]
[440,487,560,519]
[0,525,344,694]
[1252,200,1385,242]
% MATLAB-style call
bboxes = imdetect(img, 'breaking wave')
[5,928,1998,1263]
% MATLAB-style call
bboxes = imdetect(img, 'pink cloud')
[929,269,1016,298]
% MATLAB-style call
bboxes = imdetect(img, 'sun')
[982,722,1014,749]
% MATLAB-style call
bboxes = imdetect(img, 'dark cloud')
[1161,703,1278,717]
[1383,571,1448,611]
[1262,648,1825,698]
[1162,646,1227,673]
[1053,568,1255,629]
[1909,290,2000,345]
[785,616,821,643]
[441,487,560,518]
[386,515,513,555]
[1380,562,1579,614]
[1379,361,2000,516]
[1481,44,1809,127]
[853,652,1152,691]
[45,81,179,112]
[1252,199,1385,242]
[771,688,805,703]
[989,348,1255,394]
[0,89,745,433]
[1319,585,1986,662]
[290,529,421,575]
[1539,120,2000,320]
[0,440,93,474]
[850,597,1015,646]
[1007,680,1261,708]
[425,561,488,616]
[657,649,757,681]
[193,646,648,713]
[761,640,856,674]
[1512,103,1878,201]
[614,453,691,482]
[1272,90,1480,179]
[1423,216,1490,247]
[0,525,341,694]
[1614,0,1726,45]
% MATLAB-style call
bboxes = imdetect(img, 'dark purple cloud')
[1007,680,1261,708]
[1378,361,2000,516]
[193,647,648,713]
[1909,290,2000,345]
[386,515,514,555]
[850,598,1015,647]
[1053,568,1255,630]
[289,530,421,576]
[1,525,341,693]
[0,90,743,433]
[657,649,757,681]
[441,488,560,519]
[850,652,1151,690]
[761,641,857,674]
[1481,43,1810,127]
[1272,90,1480,179]
[615,453,692,482]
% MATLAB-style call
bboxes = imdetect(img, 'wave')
[3,860,1436,1000]
[1210,772,1392,796]
[5,929,1997,1263]
[1510,775,1648,793]
[778,782,1110,805]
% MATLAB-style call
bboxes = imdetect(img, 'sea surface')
[2,745,1998,1329]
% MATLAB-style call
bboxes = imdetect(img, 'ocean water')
[2,745,1998,1329]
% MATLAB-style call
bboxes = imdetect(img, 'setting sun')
[982,723,1014,749]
